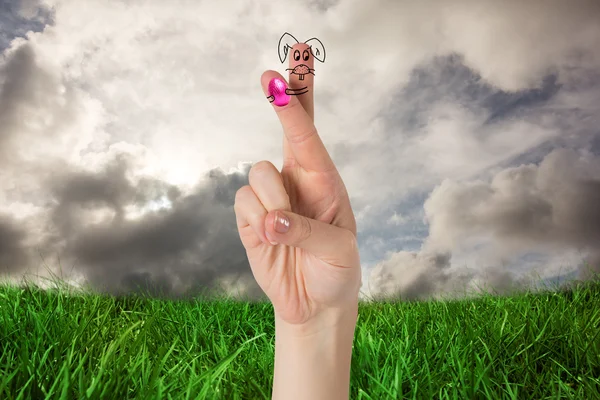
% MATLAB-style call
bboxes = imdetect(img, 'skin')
[287,42,315,115]
[233,42,361,399]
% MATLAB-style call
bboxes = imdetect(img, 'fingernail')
[274,211,290,234]
[268,78,290,107]
[265,231,278,246]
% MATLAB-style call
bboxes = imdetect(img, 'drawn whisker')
[285,87,308,94]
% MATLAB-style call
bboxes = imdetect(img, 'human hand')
[234,51,361,329]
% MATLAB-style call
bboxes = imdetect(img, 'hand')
[233,65,361,328]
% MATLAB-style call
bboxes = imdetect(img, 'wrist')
[272,304,358,400]
[274,303,359,337]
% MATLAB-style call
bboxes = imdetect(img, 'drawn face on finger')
[287,43,315,82]
[272,32,326,99]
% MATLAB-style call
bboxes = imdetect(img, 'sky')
[0,0,599,301]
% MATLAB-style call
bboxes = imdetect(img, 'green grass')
[0,276,599,399]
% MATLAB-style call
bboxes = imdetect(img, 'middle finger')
[287,41,315,120]
[283,42,315,169]
[248,160,292,212]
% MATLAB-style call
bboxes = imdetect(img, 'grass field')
[1,276,599,399]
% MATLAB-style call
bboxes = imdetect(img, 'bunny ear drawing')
[278,32,300,63]
[305,37,326,63]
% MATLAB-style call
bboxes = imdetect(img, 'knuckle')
[299,216,313,242]
[344,230,359,253]
[289,126,318,145]
[249,161,276,180]
[234,185,253,206]
[335,228,357,253]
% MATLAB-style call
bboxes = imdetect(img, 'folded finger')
[264,209,359,268]
[234,185,270,248]
[248,161,292,213]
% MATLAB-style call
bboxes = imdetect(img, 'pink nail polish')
[274,212,290,234]
[268,78,290,107]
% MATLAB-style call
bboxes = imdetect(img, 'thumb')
[264,210,357,267]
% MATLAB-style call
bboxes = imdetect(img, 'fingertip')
[262,72,293,107]
[264,210,277,235]
[261,70,286,90]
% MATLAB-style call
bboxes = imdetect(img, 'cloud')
[367,249,531,301]
[323,0,600,95]
[0,43,68,163]
[0,23,266,299]
[1,0,599,301]
[43,155,261,299]
[369,148,600,299]
[0,0,53,52]
[0,214,29,274]
[368,251,453,300]
[325,0,600,211]
[424,148,600,254]
[6,150,263,300]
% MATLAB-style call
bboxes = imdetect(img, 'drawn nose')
[292,64,309,74]
[292,64,310,80]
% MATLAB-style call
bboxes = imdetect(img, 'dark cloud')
[36,157,264,300]
[367,250,497,301]
[0,214,28,273]
[48,154,177,235]
[368,251,447,300]
[0,43,37,157]
[0,42,77,166]
[369,249,536,301]
[380,54,561,135]
[306,0,340,12]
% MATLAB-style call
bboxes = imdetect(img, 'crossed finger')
[235,161,291,247]
[265,33,324,168]
[261,70,336,174]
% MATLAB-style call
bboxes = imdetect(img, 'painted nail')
[274,212,290,234]
[268,78,290,107]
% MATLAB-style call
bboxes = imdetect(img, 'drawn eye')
[303,50,310,61]
[294,50,300,61]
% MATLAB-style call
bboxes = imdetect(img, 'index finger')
[261,70,336,174]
